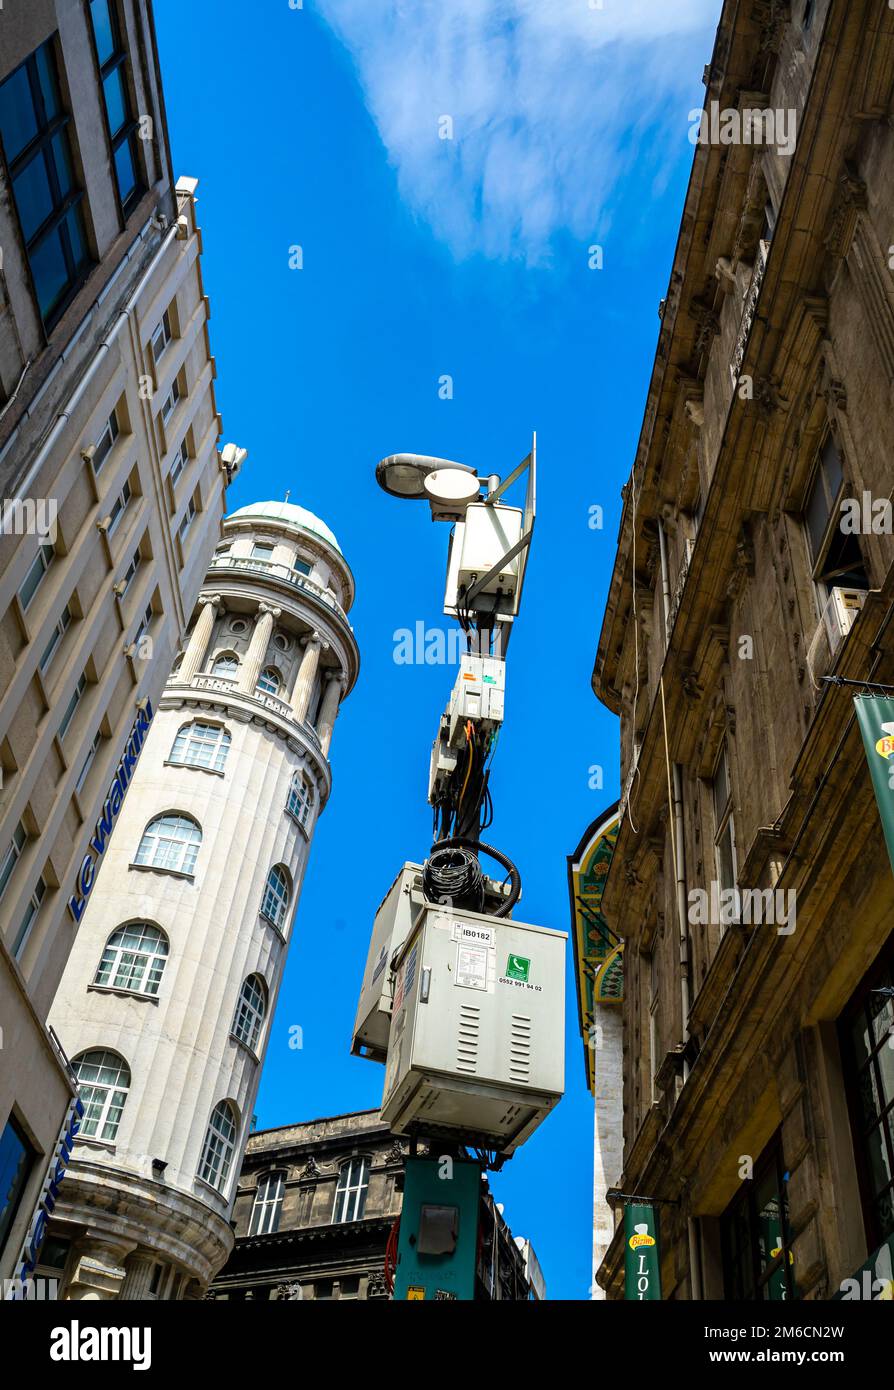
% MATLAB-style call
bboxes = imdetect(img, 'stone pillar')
[237,603,280,695]
[118,1252,157,1300]
[317,672,345,756]
[178,594,221,682]
[64,1235,136,1300]
[290,633,325,722]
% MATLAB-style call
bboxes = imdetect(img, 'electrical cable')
[432,837,521,918]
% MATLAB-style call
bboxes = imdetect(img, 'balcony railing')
[209,554,349,622]
[168,674,324,751]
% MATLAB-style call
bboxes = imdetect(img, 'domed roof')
[227,500,342,555]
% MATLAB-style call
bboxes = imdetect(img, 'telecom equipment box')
[381,904,565,1154]
[447,654,505,746]
[352,863,426,1062]
[444,503,524,617]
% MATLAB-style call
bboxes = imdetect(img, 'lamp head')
[375,453,478,501]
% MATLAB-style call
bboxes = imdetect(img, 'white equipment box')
[352,864,426,1062]
[444,503,524,617]
[447,653,505,746]
[381,904,566,1153]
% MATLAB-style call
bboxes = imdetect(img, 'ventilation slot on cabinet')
[508,1014,532,1084]
[457,1004,480,1073]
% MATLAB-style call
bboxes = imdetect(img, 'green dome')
[227,500,342,555]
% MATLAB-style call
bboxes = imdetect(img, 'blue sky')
[155,0,717,1299]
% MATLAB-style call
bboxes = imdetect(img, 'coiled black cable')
[429,837,521,918]
[422,845,485,912]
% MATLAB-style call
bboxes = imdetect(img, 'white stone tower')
[46,500,358,1300]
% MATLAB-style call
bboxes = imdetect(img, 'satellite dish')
[376,454,477,500]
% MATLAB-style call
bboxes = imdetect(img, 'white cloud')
[317,0,719,263]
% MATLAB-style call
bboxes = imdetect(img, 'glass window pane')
[113,135,137,204]
[90,0,117,67]
[103,66,127,136]
[29,225,70,319]
[13,151,55,242]
[0,64,39,163]
[35,41,61,121]
[805,469,830,565]
[50,130,75,197]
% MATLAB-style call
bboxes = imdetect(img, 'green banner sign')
[854,695,894,877]
[624,1203,662,1301]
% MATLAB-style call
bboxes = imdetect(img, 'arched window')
[286,773,314,829]
[260,864,291,929]
[135,813,201,875]
[249,1170,285,1236]
[211,652,239,677]
[94,922,168,996]
[170,721,231,773]
[332,1157,370,1224]
[232,974,266,1052]
[198,1100,238,1191]
[257,666,281,695]
[73,1050,130,1142]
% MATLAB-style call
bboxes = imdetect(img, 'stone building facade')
[209,1110,534,1302]
[592,0,894,1299]
[41,500,358,1299]
[0,0,238,1285]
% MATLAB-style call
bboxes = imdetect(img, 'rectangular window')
[292,557,312,577]
[58,672,86,743]
[13,875,46,959]
[91,407,119,473]
[0,1116,36,1252]
[178,496,196,543]
[119,545,141,595]
[160,378,181,425]
[75,729,102,794]
[170,438,188,486]
[39,603,72,674]
[150,308,172,365]
[804,433,868,594]
[89,0,141,210]
[0,822,27,902]
[107,479,132,537]
[712,743,739,925]
[133,601,153,650]
[251,543,275,562]
[18,542,55,610]
[721,1135,796,1300]
[840,940,894,1252]
[332,1157,370,1224]
[0,39,92,324]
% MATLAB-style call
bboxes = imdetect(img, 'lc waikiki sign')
[7,1094,85,1297]
[68,700,154,922]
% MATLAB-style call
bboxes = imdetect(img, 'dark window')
[840,940,894,1252]
[89,0,142,212]
[721,1136,796,1300]
[0,39,91,324]
[803,433,868,593]
[0,1114,36,1251]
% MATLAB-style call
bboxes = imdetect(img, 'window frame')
[0,37,92,326]
[39,602,72,674]
[88,0,143,214]
[93,921,169,998]
[91,407,120,474]
[711,742,739,927]
[12,875,47,959]
[720,1134,796,1301]
[249,1170,285,1236]
[260,864,291,930]
[73,1049,130,1143]
[286,773,314,829]
[18,542,55,611]
[169,720,231,774]
[134,812,201,876]
[231,974,267,1053]
[839,937,894,1254]
[802,432,868,601]
[331,1156,370,1224]
[0,821,28,902]
[198,1100,238,1193]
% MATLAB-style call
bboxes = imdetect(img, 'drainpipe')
[658,515,702,1298]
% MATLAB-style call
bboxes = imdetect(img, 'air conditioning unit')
[806,586,867,685]
[380,904,566,1154]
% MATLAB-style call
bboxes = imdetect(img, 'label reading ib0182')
[451,921,494,947]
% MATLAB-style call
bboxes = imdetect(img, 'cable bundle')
[423,844,486,912]
[432,720,498,841]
